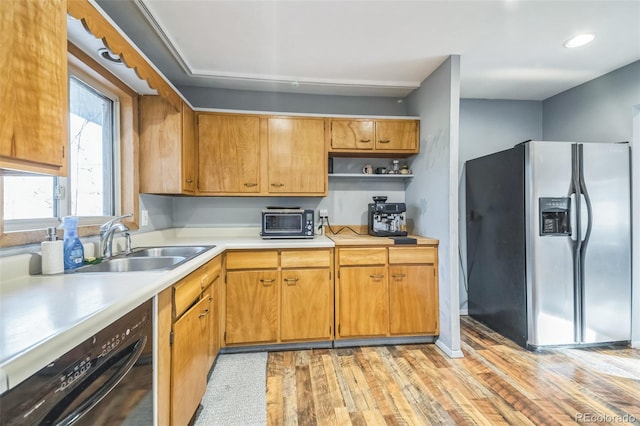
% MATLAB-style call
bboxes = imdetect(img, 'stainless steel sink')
[75,256,186,273]
[127,246,213,258]
[71,245,216,273]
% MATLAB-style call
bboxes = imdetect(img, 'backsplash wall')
[171,182,406,229]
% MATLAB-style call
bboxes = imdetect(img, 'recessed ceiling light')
[563,33,595,48]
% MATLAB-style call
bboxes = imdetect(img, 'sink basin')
[71,245,216,273]
[127,246,213,258]
[74,256,187,273]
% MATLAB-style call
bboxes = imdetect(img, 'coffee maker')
[368,196,408,237]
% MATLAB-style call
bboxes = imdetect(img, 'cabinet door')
[330,120,374,150]
[389,265,439,335]
[171,295,211,426]
[338,266,388,338]
[204,278,220,369]
[0,0,67,175]
[139,96,184,194]
[375,121,418,152]
[226,271,279,344]
[198,114,260,193]
[281,269,333,341]
[181,104,197,193]
[267,117,326,194]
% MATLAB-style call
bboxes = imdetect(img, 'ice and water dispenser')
[539,197,571,236]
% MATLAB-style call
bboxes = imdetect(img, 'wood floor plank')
[267,375,284,426]
[309,353,336,426]
[296,364,317,425]
[266,317,640,425]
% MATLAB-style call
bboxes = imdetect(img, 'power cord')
[326,217,366,235]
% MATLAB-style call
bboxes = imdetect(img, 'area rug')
[194,352,268,426]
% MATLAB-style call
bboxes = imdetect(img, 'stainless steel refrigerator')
[465,141,631,349]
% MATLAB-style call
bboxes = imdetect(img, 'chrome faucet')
[100,214,133,259]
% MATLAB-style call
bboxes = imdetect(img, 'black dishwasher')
[0,300,153,425]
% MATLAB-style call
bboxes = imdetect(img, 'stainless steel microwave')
[261,208,314,239]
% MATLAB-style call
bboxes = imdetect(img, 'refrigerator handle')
[578,146,593,250]
[569,193,578,241]
[570,144,583,343]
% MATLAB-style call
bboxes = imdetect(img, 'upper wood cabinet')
[197,113,260,194]
[329,119,419,156]
[196,113,327,196]
[0,0,68,175]
[139,96,196,194]
[267,117,327,195]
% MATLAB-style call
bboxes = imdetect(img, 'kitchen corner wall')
[405,55,462,358]
[458,100,543,312]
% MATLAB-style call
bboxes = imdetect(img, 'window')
[2,76,117,231]
[1,46,139,246]
[68,76,116,217]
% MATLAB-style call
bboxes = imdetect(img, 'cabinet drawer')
[281,249,331,268]
[388,247,436,264]
[338,248,387,266]
[226,250,279,269]
[174,272,202,319]
[200,255,222,289]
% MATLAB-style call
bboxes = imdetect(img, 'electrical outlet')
[319,209,328,218]
[140,209,149,226]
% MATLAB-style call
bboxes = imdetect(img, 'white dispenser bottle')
[41,227,64,275]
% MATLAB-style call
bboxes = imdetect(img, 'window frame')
[0,43,139,247]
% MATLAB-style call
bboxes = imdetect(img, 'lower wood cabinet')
[171,295,210,426]
[223,248,334,346]
[336,245,439,339]
[281,268,333,341]
[337,266,388,338]
[157,255,221,426]
[389,265,438,335]
[225,270,279,345]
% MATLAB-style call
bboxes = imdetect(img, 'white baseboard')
[632,340,640,349]
[459,308,468,316]
[436,340,464,358]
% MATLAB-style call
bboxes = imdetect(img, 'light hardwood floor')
[266,316,640,425]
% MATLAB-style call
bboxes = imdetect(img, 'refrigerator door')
[525,142,576,347]
[580,143,631,343]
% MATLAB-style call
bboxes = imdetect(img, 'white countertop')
[0,227,334,393]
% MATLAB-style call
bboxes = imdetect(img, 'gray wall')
[543,60,640,143]
[138,194,173,232]
[458,99,543,311]
[542,59,640,348]
[172,160,407,229]
[180,86,407,116]
[405,55,462,357]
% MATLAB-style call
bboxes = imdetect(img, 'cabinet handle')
[199,309,210,318]
[244,182,257,187]
[378,139,391,144]
[392,274,406,279]
[360,139,371,143]
[260,278,276,286]
[369,274,385,280]
[270,183,284,187]
[284,277,299,285]
[186,179,193,184]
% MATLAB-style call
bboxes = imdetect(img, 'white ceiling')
[104,0,640,100]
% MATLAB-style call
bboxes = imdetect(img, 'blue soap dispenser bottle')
[63,216,84,270]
